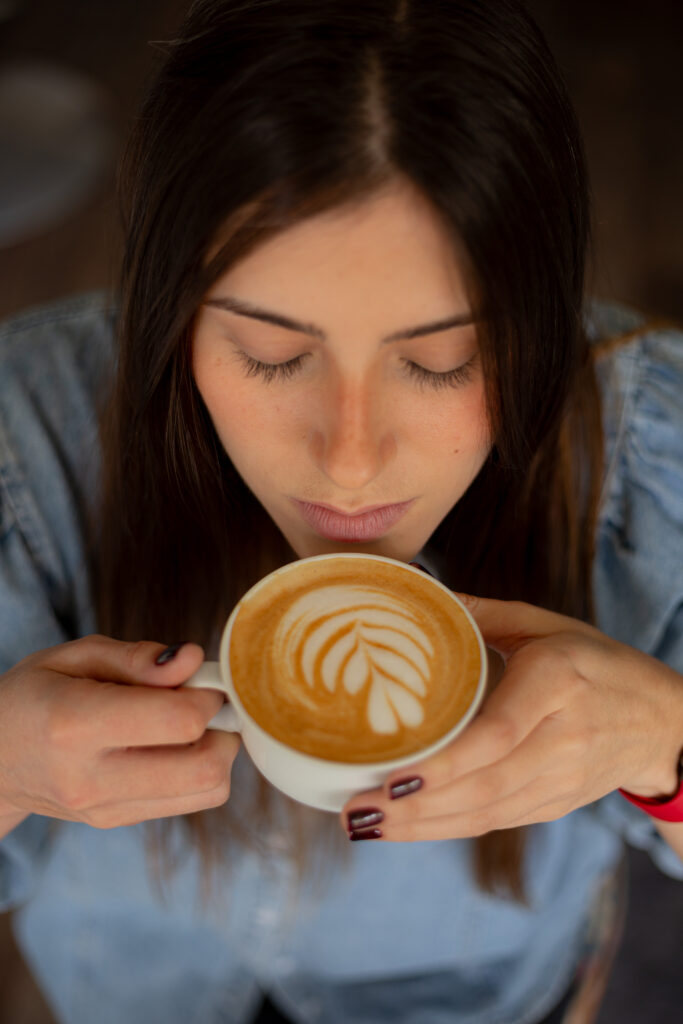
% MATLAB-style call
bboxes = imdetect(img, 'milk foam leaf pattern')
[338,640,370,695]
[274,585,433,735]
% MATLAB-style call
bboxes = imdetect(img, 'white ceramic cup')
[182,553,488,812]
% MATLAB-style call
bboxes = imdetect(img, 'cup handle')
[181,661,241,733]
[484,645,506,695]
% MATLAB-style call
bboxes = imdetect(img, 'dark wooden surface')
[0,2,681,1022]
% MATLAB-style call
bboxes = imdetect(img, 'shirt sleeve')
[0,296,112,910]
[0,486,70,910]
[593,324,683,879]
[0,477,74,669]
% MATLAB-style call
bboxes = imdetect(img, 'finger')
[38,782,235,830]
[41,671,226,750]
[380,716,582,828]
[453,594,595,658]
[372,778,573,842]
[40,635,206,688]
[343,719,535,833]
[91,784,233,829]
[92,730,241,807]
[380,645,574,797]
[344,742,577,843]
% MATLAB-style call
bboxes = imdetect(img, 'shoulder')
[0,291,117,410]
[588,300,683,658]
[0,290,116,455]
[0,289,117,512]
[0,294,117,626]
[587,300,683,526]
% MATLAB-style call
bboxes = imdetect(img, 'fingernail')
[389,776,423,800]
[349,828,383,842]
[409,562,434,577]
[155,642,187,665]
[347,808,384,830]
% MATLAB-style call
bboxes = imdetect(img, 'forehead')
[210,182,471,326]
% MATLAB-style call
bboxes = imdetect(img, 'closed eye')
[402,355,478,389]
[234,350,478,390]
[235,351,309,383]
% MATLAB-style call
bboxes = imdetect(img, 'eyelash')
[235,352,477,390]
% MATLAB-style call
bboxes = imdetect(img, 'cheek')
[214,391,274,453]
[199,374,297,470]
[192,353,258,452]
[420,384,490,461]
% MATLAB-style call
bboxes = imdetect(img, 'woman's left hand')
[341,595,683,841]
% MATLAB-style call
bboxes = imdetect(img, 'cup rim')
[218,552,488,771]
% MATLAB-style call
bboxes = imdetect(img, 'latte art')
[275,586,433,734]
[228,556,483,763]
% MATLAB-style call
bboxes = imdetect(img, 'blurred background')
[0,0,681,1021]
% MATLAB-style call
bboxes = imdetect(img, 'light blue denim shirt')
[1,294,682,1024]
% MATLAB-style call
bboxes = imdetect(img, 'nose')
[310,372,395,491]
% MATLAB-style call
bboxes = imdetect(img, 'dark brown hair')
[91,0,603,901]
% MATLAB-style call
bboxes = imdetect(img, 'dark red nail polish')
[349,828,383,841]
[155,642,187,665]
[390,776,423,799]
[347,808,384,830]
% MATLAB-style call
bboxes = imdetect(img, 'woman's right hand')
[0,635,237,834]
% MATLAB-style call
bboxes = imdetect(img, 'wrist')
[619,747,683,822]
[623,753,683,800]
[623,664,683,798]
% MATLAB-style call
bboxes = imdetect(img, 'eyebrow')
[204,295,475,343]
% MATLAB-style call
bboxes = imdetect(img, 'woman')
[0,1,681,1022]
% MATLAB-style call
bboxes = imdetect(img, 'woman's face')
[192,181,491,562]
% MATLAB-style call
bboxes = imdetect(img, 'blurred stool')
[0,59,115,247]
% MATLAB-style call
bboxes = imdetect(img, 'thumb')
[451,593,583,658]
[42,636,206,688]
[144,641,207,687]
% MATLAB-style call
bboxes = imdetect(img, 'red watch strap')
[619,774,683,823]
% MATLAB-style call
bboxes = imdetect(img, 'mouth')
[292,499,414,542]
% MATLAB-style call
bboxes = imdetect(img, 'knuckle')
[535,644,570,675]
[122,640,152,676]
[454,591,478,612]
[88,806,119,830]
[45,705,81,752]
[565,672,591,704]
[195,749,228,790]
[217,778,231,802]
[53,776,93,813]
[71,633,111,657]
[85,633,110,645]
[202,780,231,808]
[180,702,210,742]
[164,699,206,742]
[488,716,516,756]
[553,644,584,683]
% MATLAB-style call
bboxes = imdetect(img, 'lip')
[292,499,414,542]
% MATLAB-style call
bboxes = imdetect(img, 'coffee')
[228,556,482,763]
